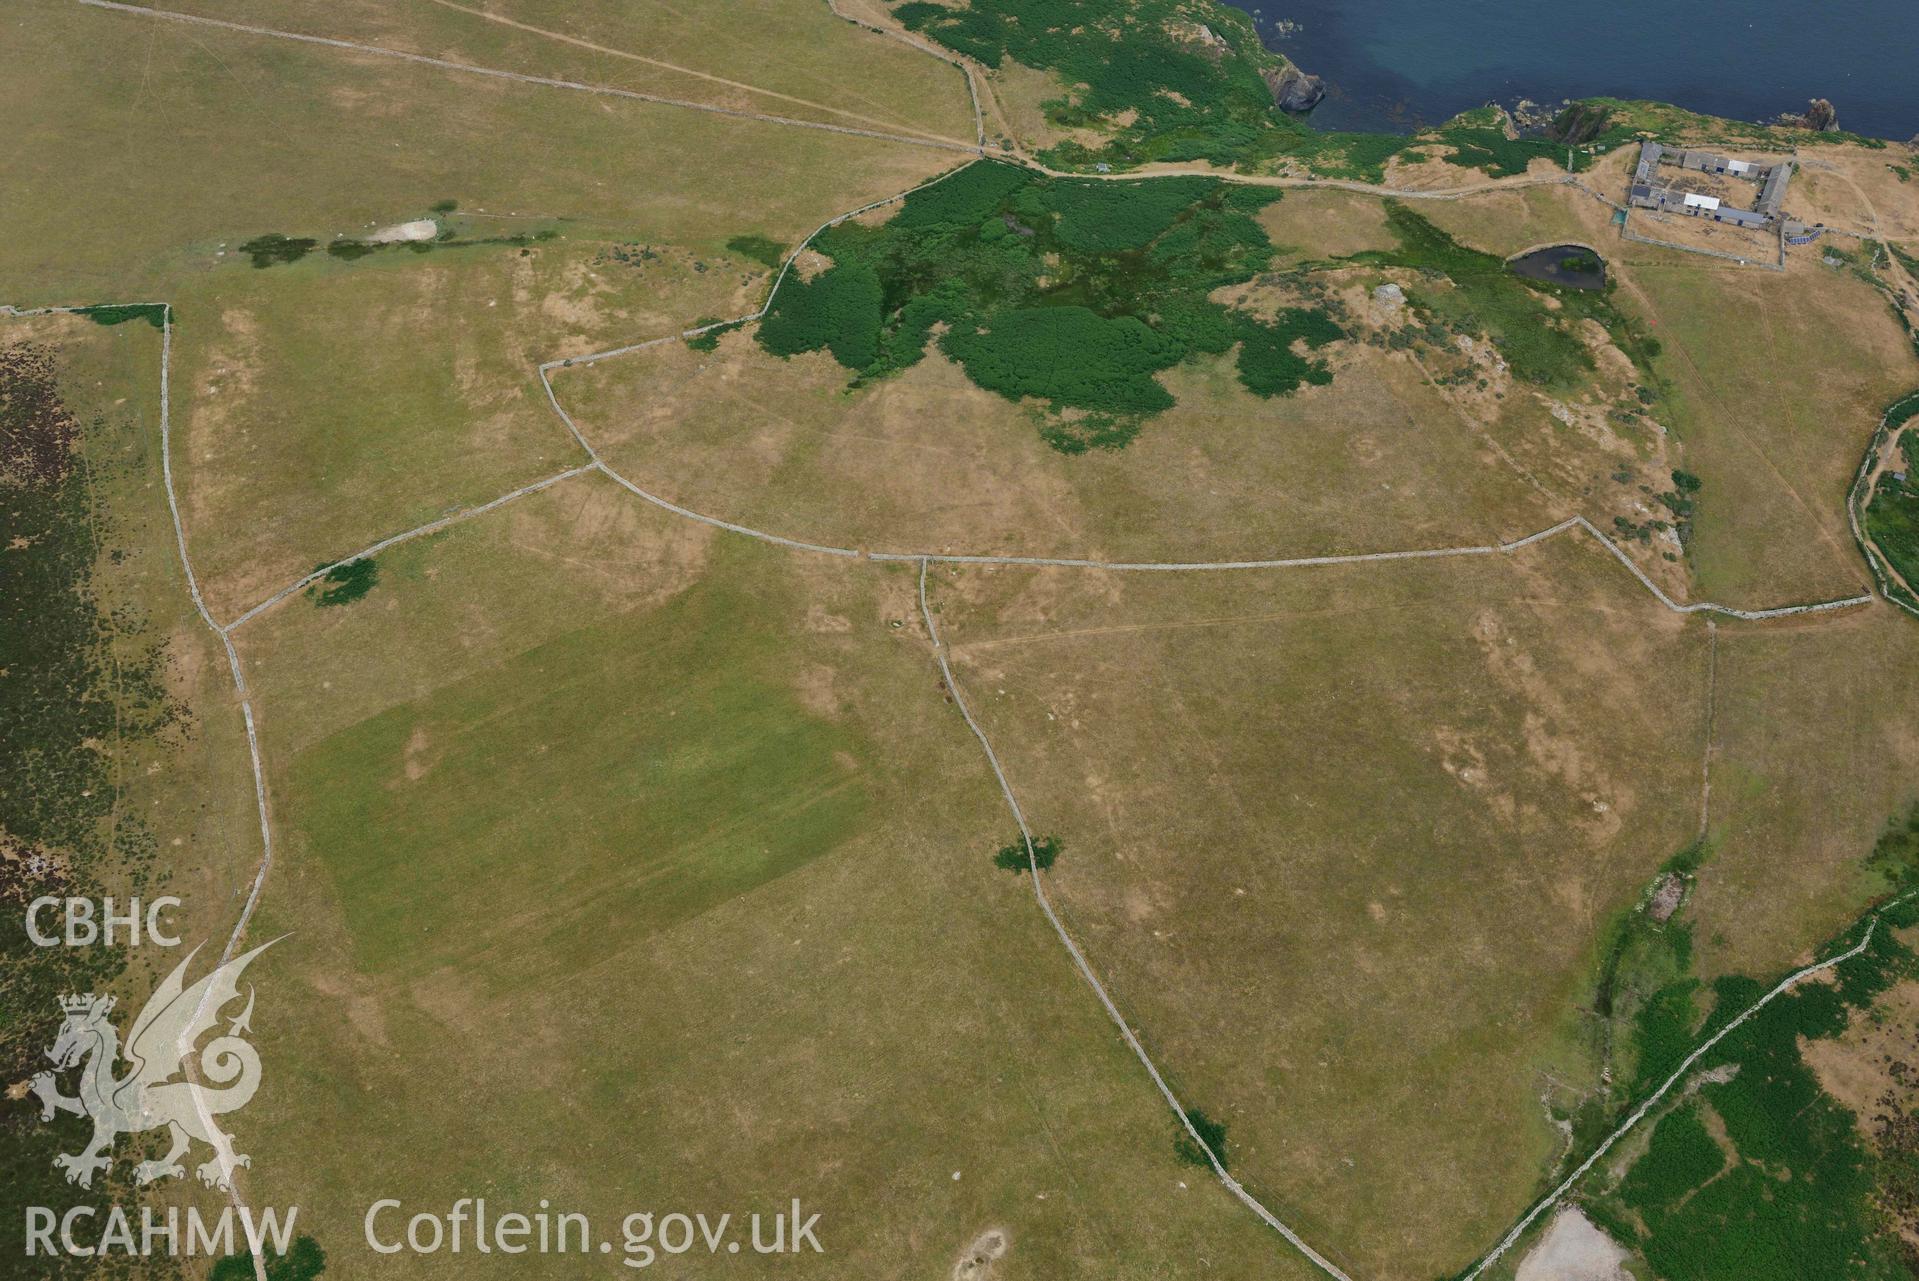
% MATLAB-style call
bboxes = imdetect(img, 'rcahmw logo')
[24,936,297,1260]
[26,1204,297,1262]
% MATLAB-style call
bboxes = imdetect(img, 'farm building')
[1626,140,1793,228]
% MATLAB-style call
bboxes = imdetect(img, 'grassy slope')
[1693,608,1919,981]
[288,570,874,989]
[0,0,961,622]
[1620,259,1917,605]
[1416,162,1919,611]
[152,0,978,143]
[234,491,1313,1277]
[557,325,1555,564]
[165,248,601,621]
[0,0,955,300]
[936,533,1709,1279]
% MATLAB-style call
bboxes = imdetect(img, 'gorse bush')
[1043,178,1218,252]
[944,307,1180,414]
[891,160,1033,230]
[894,0,1288,169]
[1174,1107,1228,1170]
[1867,464,1919,585]
[1438,123,1556,178]
[77,304,165,329]
[1864,399,1919,593]
[754,161,1342,444]
[1235,309,1343,396]
[308,558,377,607]
[1866,802,1919,885]
[213,1235,326,1281]
[239,234,317,268]
[993,834,1060,873]
[684,318,745,353]
[761,261,883,369]
[1619,1103,1724,1212]
[725,234,787,269]
[1428,106,1629,179]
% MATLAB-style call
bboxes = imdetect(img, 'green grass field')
[288,563,874,988]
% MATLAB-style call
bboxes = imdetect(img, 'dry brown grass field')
[165,244,683,622]
[226,491,1314,1278]
[1411,176,1621,262]
[0,0,959,300]
[928,531,1716,1279]
[554,312,1565,565]
[1,0,964,627]
[1690,606,1919,979]
[8,1,1919,1276]
[148,0,980,145]
[1256,190,1397,261]
[1791,152,1919,243]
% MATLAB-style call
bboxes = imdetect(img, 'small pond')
[1509,245,1606,290]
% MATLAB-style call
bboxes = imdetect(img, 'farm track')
[26,5,1913,1275]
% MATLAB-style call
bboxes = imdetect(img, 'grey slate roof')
[1756,163,1792,214]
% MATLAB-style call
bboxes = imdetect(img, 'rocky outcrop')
[1264,63,1325,114]
[1168,20,1231,63]
[1546,101,1614,146]
[1778,97,1840,132]
[1648,874,1686,923]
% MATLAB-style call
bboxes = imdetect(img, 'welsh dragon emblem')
[30,939,279,1191]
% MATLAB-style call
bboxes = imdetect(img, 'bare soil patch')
[951,1226,1009,1280]
[1515,1207,1632,1281]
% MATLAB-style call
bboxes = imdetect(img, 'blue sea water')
[1220,0,1919,140]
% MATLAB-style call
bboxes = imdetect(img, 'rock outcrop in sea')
[1264,64,1325,114]
[1778,97,1840,131]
